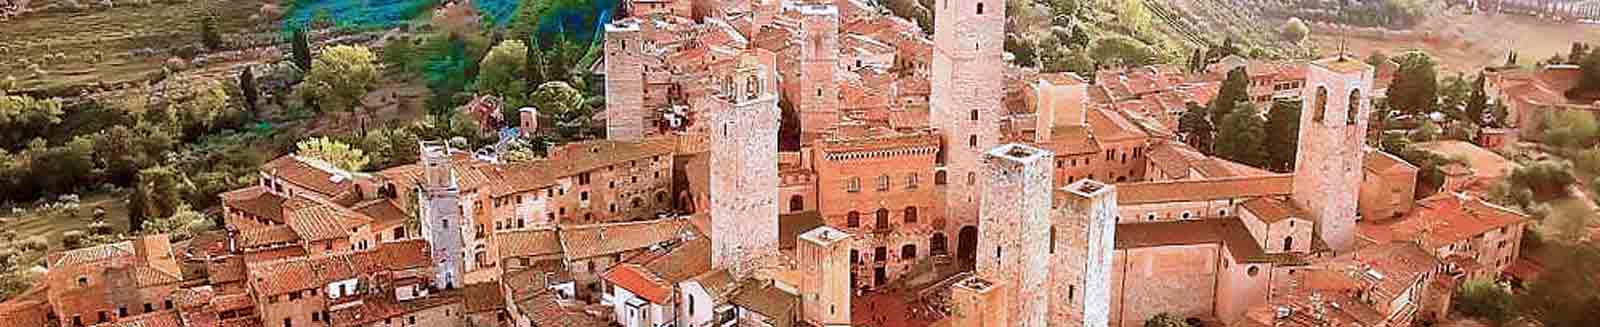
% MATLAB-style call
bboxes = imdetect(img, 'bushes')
[16,236,47,252]
[1457,279,1515,324]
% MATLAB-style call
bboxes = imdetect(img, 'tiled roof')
[1116,174,1294,204]
[463,282,506,312]
[50,241,134,267]
[0,299,51,327]
[1414,140,1520,180]
[1358,193,1528,249]
[482,137,678,197]
[492,228,564,259]
[210,293,255,312]
[131,266,182,287]
[1312,56,1372,74]
[730,279,798,322]
[1145,142,1207,178]
[94,310,182,327]
[354,199,410,228]
[221,186,287,223]
[1041,125,1100,155]
[634,237,713,284]
[603,263,673,303]
[1086,108,1147,142]
[688,269,738,305]
[329,292,462,327]
[1363,149,1418,174]
[285,203,367,242]
[361,239,432,271]
[247,252,361,296]
[1241,197,1309,223]
[1114,218,1268,262]
[521,291,610,327]
[558,217,692,260]
[262,155,356,198]
[237,225,300,248]
[779,211,826,250]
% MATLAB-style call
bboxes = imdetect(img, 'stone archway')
[957,225,979,268]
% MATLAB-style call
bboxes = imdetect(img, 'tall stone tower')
[977,144,1054,327]
[949,275,1010,327]
[797,4,840,133]
[709,51,782,272]
[798,226,851,326]
[605,18,645,141]
[933,0,1006,227]
[418,140,465,290]
[1292,56,1374,252]
[1050,179,1117,327]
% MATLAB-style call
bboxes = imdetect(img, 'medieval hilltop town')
[3,0,1600,326]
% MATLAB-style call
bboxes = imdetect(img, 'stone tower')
[418,140,465,290]
[949,275,1010,327]
[933,0,1006,227]
[605,18,645,141]
[797,4,840,133]
[1292,56,1374,252]
[709,51,782,272]
[977,144,1054,327]
[1050,179,1117,327]
[798,226,851,326]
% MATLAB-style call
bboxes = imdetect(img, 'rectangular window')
[846,178,860,193]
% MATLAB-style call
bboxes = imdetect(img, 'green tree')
[1281,17,1309,43]
[1210,67,1249,125]
[1465,73,1489,125]
[1456,279,1515,324]
[531,81,598,142]
[130,165,187,232]
[362,127,421,170]
[1144,312,1187,327]
[1389,52,1439,115]
[1568,49,1600,100]
[1006,35,1040,68]
[0,94,65,150]
[1569,42,1590,65]
[295,137,370,171]
[239,65,259,116]
[1177,102,1215,153]
[1264,100,1301,172]
[1366,52,1390,67]
[1518,243,1600,327]
[1411,119,1440,143]
[301,45,380,134]
[1089,36,1158,68]
[1541,110,1599,148]
[29,137,95,197]
[1040,45,1096,75]
[141,205,215,242]
[1508,159,1578,197]
[198,13,222,51]
[477,40,531,115]
[1215,102,1268,167]
[292,28,313,71]
[176,79,230,137]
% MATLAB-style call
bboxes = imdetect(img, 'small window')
[876,175,890,191]
[847,212,861,227]
[970,109,978,121]
[1347,89,1362,125]
[976,2,984,15]
[969,135,977,147]
[1312,86,1329,122]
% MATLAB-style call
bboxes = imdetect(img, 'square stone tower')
[710,51,782,272]
[933,0,1007,229]
[798,226,852,326]
[977,143,1054,327]
[604,18,645,141]
[797,4,840,133]
[1292,56,1374,252]
[949,275,1010,327]
[418,140,465,290]
[1050,179,1117,327]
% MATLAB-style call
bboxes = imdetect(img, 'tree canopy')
[296,137,371,172]
[1215,102,1268,167]
[302,45,380,118]
[477,40,532,113]
[1388,52,1439,115]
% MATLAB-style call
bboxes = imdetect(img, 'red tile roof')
[603,263,673,303]
[463,282,507,312]
[1358,193,1528,249]
[1114,218,1269,262]
[262,155,356,198]
[558,217,692,260]
[493,228,564,259]
[237,225,300,248]
[285,203,368,242]
[221,186,288,223]
[1116,174,1295,204]
[1241,197,1309,223]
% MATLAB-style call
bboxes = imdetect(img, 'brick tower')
[933,0,1006,228]
[1292,56,1374,252]
[604,18,645,141]
[797,4,840,133]
[1050,179,1117,327]
[798,226,851,326]
[418,140,465,290]
[977,144,1054,327]
[709,52,782,272]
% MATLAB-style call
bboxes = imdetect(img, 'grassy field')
[0,0,270,92]
[1311,12,1600,74]
[0,192,131,251]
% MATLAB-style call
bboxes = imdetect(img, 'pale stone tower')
[418,140,465,290]
[949,275,1010,327]
[709,52,782,272]
[604,18,645,141]
[1050,179,1117,327]
[1293,56,1374,252]
[977,144,1054,327]
[798,226,851,326]
[933,0,1006,227]
[797,4,840,133]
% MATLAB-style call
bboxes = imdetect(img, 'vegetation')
[295,137,370,171]
[300,45,381,134]
[1567,43,1600,100]
[1143,312,1188,327]
[1210,67,1249,126]
[1215,102,1268,167]
[476,40,531,111]
[1456,279,1516,324]
[1177,102,1214,153]
[1388,52,1439,115]
[1264,100,1301,172]
[1540,111,1599,149]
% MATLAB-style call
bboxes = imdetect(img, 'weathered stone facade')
[797,4,840,133]
[812,127,943,288]
[1051,179,1117,327]
[977,144,1054,327]
[709,52,782,272]
[798,226,852,326]
[606,18,647,141]
[933,0,1006,230]
[419,140,467,290]
[1292,56,1374,251]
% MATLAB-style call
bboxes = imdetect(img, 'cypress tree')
[292,28,313,70]
[1264,100,1301,172]
[239,65,259,116]
[1211,66,1249,124]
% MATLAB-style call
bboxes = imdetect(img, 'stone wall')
[1292,58,1374,251]
[1109,244,1220,327]
[977,144,1053,327]
[606,19,646,141]
[797,4,841,133]
[709,54,782,271]
[933,0,1007,233]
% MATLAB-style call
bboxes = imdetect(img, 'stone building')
[976,143,1054,326]
[796,3,841,133]
[1360,149,1419,221]
[708,50,782,272]
[419,140,468,290]
[1050,179,1118,326]
[810,125,944,287]
[932,0,1007,231]
[1292,56,1375,252]
[606,18,648,141]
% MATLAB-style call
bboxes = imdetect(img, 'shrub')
[18,235,49,252]
[61,230,87,249]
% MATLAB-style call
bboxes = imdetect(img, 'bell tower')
[933,0,1007,229]
[418,140,465,290]
[1292,56,1374,251]
[709,51,782,272]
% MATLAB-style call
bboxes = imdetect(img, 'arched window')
[789,195,804,213]
[976,2,984,14]
[969,135,978,147]
[1347,89,1362,125]
[745,75,760,100]
[966,172,976,185]
[876,208,890,227]
[1284,236,1295,251]
[902,244,918,260]
[1312,86,1329,123]
[936,171,948,185]
[904,206,919,223]
[847,211,861,227]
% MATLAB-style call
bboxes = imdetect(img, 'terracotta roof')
[285,203,368,242]
[779,211,826,250]
[558,217,692,260]
[1414,140,1519,180]
[329,291,462,327]
[482,137,677,197]
[353,199,410,228]
[1087,108,1148,142]
[1145,142,1208,178]
[1358,193,1528,249]
[1041,125,1101,155]
[521,291,610,327]
[463,282,507,312]
[492,228,563,259]
[1241,197,1309,223]
[1114,218,1268,262]
[206,257,248,286]
[1116,174,1294,204]
[94,310,182,327]
[131,266,182,287]
[262,155,357,198]
[221,186,288,223]
[50,240,135,267]
[1312,56,1372,74]
[362,239,431,271]
[1363,149,1418,174]
[636,237,713,284]
[0,300,51,327]
[688,269,739,305]
[730,279,799,321]
[247,252,361,296]
[237,225,300,248]
[210,292,255,312]
[604,263,674,303]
